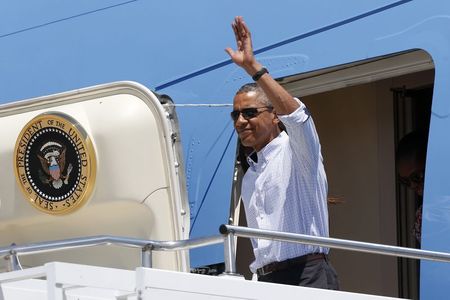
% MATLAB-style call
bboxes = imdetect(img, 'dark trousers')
[258,256,339,290]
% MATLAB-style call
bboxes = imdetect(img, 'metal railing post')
[141,245,153,268]
[221,224,240,276]
[6,250,22,271]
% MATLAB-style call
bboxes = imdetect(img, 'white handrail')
[2,225,450,275]
[219,224,450,274]
[0,235,223,271]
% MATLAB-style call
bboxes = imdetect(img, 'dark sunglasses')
[398,170,424,187]
[230,106,273,122]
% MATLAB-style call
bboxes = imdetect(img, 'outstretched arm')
[225,16,299,115]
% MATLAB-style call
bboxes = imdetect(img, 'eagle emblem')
[15,113,96,214]
[37,141,73,189]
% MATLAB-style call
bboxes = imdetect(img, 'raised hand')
[225,16,261,75]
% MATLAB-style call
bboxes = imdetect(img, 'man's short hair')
[236,83,272,107]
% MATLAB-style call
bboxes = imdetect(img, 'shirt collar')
[247,131,287,168]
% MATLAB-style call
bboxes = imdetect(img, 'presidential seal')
[14,113,96,215]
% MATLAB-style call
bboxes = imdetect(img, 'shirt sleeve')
[277,100,323,174]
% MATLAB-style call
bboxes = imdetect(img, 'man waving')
[226,16,339,289]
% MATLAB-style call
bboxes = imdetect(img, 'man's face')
[232,91,279,152]
[398,159,425,196]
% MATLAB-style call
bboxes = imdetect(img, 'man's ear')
[272,110,280,125]
[272,110,286,131]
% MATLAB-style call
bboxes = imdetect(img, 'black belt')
[256,253,327,276]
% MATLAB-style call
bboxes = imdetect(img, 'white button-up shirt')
[241,102,329,273]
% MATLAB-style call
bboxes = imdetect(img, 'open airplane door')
[0,82,189,272]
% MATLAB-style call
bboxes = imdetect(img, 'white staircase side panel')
[136,267,404,300]
[0,262,405,300]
